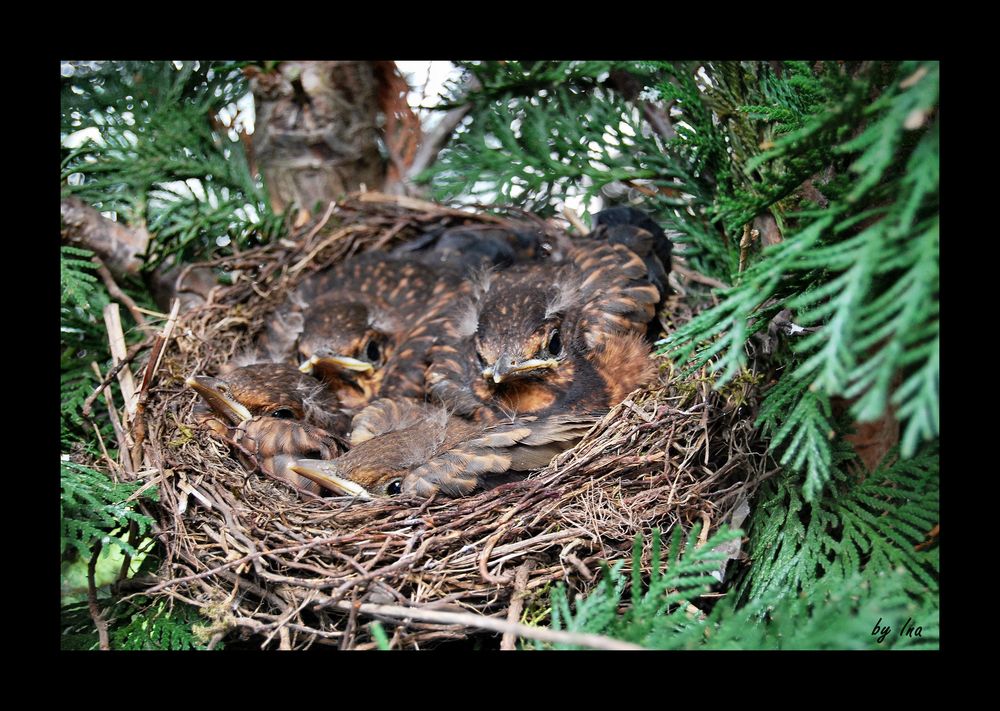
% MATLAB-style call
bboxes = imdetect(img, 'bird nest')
[116,192,772,650]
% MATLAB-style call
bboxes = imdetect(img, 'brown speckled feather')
[428,234,663,421]
[291,399,598,498]
[189,361,349,494]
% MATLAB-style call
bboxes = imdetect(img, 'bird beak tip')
[298,357,317,374]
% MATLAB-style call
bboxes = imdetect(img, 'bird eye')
[271,408,295,419]
[365,339,382,363]
[386,479,402,496]
[547,329,562,356]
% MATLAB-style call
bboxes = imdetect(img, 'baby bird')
[285,398,595,499]
[187,361,349,494]
[259,252,467,412]
[427,222,666,422]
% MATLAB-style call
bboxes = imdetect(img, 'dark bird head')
[428,239,662,420]
[297,298,399,408]
[460,267,589,415]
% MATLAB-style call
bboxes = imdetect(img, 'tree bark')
[248,61,386,224]
[61,196,215,312]
[61,196,149,279]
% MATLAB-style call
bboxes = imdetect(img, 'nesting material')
[119,193,771,649]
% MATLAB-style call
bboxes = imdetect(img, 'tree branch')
[92,256,149,330]
[61,196,149,280]
[404,73,482,188]
[327,600,644,651]
[87,543,111,650]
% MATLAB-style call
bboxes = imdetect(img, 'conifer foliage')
[538,446,938,649]
[60,61,939,649]
[60,61,275,647]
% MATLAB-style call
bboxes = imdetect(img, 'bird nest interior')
[124,192,772,650]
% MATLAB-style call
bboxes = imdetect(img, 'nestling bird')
[285,398,595,499]
[258,251,468,411]
[426,213,668,422]
[187,361,349,494]
[295,295,443,408]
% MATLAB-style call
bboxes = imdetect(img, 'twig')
[334,601,643,651]
[116,520,139,584]
[288,225,368,274]
[672,263,729,290]
[61,196,149,278]
[81,339,147,418]
[562,207,589,235]
[641,101,676,141]
[103,303,138,419]
[479,529,513,585]
[357,191,507,224]
[131,299,180,469]
[406,73,481,183]
[302,200,338,244]
[737,225,759,276]
[92,256,150,330]
[501,560,535,650]
[89,361,134,476]
[136,535,367,595]
[87,543,110,650]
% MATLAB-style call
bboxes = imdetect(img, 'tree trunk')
[248,61,386,224]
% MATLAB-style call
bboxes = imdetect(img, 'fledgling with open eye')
[427,216,668,423]
[259,251,474,412]
[296,297,401,409]
[186,360,350,494]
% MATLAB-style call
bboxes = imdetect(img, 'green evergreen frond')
[740,445,938,603]
[421,82,659,217]
[61,61,281,270]
[111,598,213,650]
[701,568,939,649]
[543,525,741,648]
[532,446,937,649]
[662,213,836,382]
[60,461,157,560]
[61,597,218,651]
[60,362,100,438]
[662,62,938,494]
[60,245,99,310]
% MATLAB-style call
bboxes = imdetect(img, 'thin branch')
[89,361,134,476]
[61,196,149,279]
[81,340,148,418]
[92,256,150,330]
[562,207,589,235]
[501,559,535,650]
[331,600,644,651]
[87,543,111,650]
[405,73,482,184]
[102,304,138,419]
[672,263,730,290]
[131,298,180,470]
